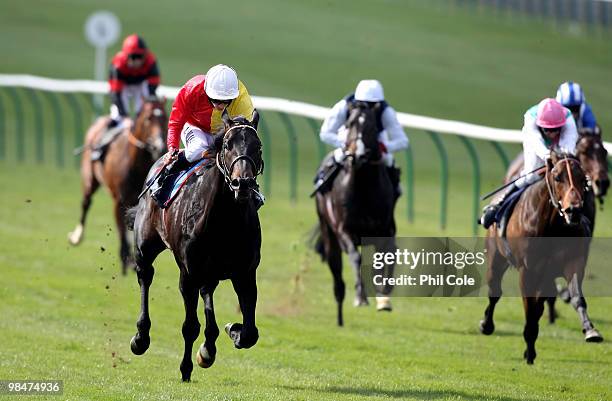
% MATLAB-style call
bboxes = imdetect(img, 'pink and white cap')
[536,98,567,129]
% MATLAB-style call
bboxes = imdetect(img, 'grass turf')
[0,0,611,399]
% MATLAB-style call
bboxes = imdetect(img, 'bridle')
[544,156,584,219]
[215,124,264,190]
[345,109,382,165]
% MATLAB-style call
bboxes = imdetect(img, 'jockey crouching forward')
[151,64,264,208]
[92,34,161,161]
[480,98,579,229]
[313,80,409,198]
[556,81,601,135]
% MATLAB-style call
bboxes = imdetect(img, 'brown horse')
[68,97,167,274]
[480,152,602,364]
[504,132,608,324]
[125,112,263,382]
[313,101,396,326]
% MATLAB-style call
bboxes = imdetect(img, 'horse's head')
[576,133,609,200]
[133,96,168,160]
[545,152,588,225]
[344,101,381,165]
[215,110,264,203]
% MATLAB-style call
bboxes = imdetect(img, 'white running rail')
[0,74,609,152]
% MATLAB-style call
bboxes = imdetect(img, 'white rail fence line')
[3,74,606,150]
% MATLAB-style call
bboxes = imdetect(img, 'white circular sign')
[84,11,121,48]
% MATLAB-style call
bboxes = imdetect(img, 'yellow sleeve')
[227,81,254,121]
[210,81,255,133]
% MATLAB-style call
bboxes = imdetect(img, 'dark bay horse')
[480,152,602,364]
[126,112,263,382]
[504,133,608,325]
[314,101,396,326]
[69,97,167,274]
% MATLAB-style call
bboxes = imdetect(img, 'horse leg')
[130,224,165,356]
[479,246,508,335]
[522,296,545,364]
[567,272,603,342]
[113,201,132,275]
[196,281,220,368]
[226,270,259,349]
[68,169,99,245]
[546,296,558,324]
[345,242,367,307]
[327,235,345,326]
[178,271,200,382]
[375,237,395,312]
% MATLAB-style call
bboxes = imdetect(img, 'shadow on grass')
[281,384,545,401]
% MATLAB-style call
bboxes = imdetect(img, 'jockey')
[151,64,264,207]
[91,34,160,161]
[480,98,579,229]
[313,80,409,198]
[556,81,600,135]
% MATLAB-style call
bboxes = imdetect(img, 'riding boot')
[91,119,121,162]
[150,152,189,207]
[480,183,518,229]
[311,156,343,197]
[386,165,401,201]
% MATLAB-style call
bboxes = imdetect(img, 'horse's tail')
[125,205,138,231]
[309,224,327,261]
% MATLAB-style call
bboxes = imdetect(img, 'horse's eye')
[554,174,563,182]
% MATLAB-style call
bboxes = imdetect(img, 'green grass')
[0,1,611,400]
[0,165,611,401]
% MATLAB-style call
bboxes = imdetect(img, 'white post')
[93,46,106,113]
[84,11,120,116]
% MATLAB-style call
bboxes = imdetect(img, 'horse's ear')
[251,109,260,129]
[222,109,231,127]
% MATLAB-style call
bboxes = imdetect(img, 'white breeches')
[180,123,214,163]
[110,82,150,120]
[515,148,545,188]
[333,147,394,167]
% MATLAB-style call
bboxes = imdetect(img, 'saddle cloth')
[147,158,213,208]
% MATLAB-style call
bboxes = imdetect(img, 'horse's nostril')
[231,178,240,188]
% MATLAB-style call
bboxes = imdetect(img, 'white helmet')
[354,80,384,102]
[204,64,239,100]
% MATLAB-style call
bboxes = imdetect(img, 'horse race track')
[0,165,610,401]
[1,0,611,399]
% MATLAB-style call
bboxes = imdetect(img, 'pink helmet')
[536,98,567,129]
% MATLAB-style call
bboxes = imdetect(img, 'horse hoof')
[585,328,603,343]
[130,334,150,355]
[479,319,495,335]
[196,346,215,368]
[68,224,84,245]
[523,350,535,364]
[376,296,392,312]
[353,297,369,307]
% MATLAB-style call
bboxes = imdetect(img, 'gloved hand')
[164,148,179,164]
[201,149,217,159]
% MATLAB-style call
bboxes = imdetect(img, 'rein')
[545,156,583,218]
[215,124,264,190]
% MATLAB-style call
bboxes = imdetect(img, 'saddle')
[148,157,213,208]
